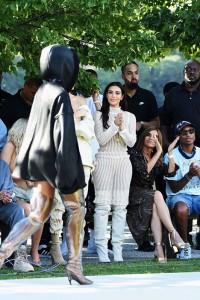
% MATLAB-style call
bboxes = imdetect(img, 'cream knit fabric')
[93,107,136,205]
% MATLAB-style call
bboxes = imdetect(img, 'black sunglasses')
[180,128,195,136]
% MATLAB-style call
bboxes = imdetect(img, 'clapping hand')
[189,162,200,177]
[114,113,123,130]
[0,191,13,204]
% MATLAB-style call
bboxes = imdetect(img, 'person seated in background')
[164,121,200,259]
[0,77,42,129]
[127,127,187,263]
[0,120,34,272]
[1,118,44,266]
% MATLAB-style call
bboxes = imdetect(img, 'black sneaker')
[137,241,155,252]
[38,244,50,257]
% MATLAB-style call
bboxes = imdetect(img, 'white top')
[94,107,136,158]
[164,146,200,196]
[86,94,103,118]
[74,104,95,168]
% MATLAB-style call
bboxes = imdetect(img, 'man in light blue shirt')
[164,121,200,259]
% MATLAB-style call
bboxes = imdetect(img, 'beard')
[185,77,200,86]
[125,81,138,90]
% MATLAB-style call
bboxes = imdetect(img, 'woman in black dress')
[127,127,186,262]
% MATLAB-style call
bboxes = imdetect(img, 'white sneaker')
[178,244,191,260]
[13,245,34,272]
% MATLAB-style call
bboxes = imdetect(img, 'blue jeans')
[167,194,200,215]
[0,201,24,229]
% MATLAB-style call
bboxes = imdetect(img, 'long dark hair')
[136,126,163,166]
[101,82,127,129]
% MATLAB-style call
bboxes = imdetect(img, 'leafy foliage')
[75,69,100,97]
[0,0,198,75]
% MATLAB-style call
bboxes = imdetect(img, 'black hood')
[40,44,79,92]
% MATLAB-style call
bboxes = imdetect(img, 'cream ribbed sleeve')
[94,109,136,153]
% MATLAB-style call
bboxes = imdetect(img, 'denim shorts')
[14,184,33,202]
[167,194,200,215]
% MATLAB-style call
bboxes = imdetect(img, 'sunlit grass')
[1,258,200,280]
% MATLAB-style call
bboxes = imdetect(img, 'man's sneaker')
[13,245,34,272]
[178,244,192,260]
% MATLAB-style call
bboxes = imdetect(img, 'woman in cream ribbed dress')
[93,82,136,262]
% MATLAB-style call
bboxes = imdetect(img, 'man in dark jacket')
[0,45,92,285]
[0,77,42,129]
[161,59,200,147]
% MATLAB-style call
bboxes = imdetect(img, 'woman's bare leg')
[153,191,174,232]
[153,190,185,249]
[151,203,165,260]
[31,225,44,264]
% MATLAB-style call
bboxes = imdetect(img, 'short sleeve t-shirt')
[126,87,158,122]
[164,146,200,196]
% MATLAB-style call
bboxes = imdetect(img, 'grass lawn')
[1,258,200,280]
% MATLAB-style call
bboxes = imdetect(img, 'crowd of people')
[1,44,200,285]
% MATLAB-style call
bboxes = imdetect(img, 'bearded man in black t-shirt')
[121,61,159,137]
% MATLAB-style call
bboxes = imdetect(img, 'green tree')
[0,0,198,74]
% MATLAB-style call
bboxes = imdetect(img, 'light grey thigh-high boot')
[94,204,110,263]
[62,191,92,285]
[0,189,53,268]
[111,205,127,262]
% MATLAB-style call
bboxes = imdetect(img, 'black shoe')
[137,241,155,252]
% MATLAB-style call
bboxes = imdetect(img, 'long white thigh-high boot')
[94,204,110,263]
[112,205,127,262]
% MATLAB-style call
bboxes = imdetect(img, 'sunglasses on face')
[180,128,195,136]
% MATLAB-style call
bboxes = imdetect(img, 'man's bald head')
[184,59,200,86]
